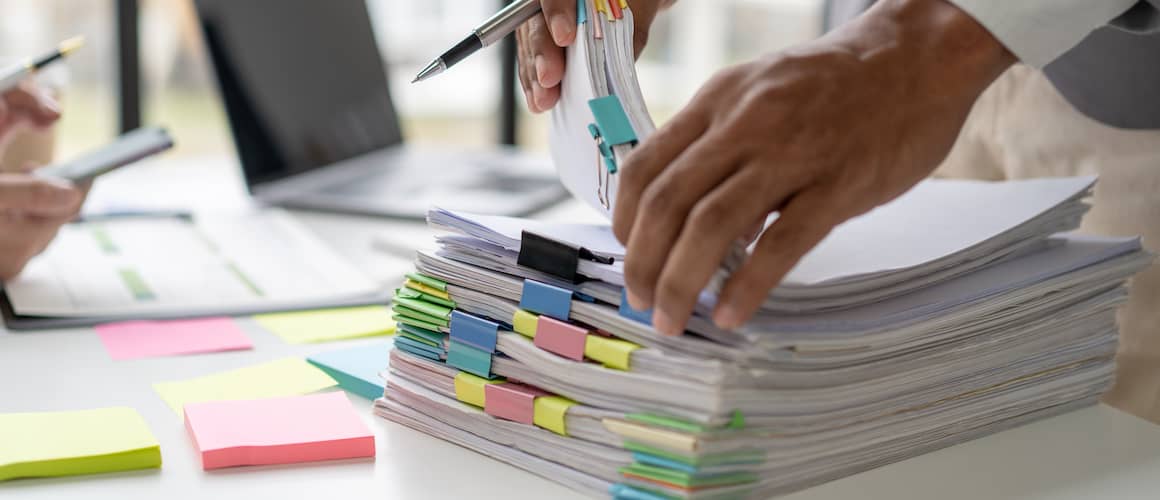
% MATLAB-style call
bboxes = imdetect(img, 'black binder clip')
[517,230,614,283]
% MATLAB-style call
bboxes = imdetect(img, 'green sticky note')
[392,314,445,334]
[406,273,447,291]
[0,407,161,481]
[626,413,707,433]
[254,306,395,344]
[153,358,337,415]
[392,296,452,320]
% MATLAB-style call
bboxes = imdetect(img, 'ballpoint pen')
[413,0,542,83]
[0,36,84,92]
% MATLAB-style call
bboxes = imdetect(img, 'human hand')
[0,170,85,281]
[0,82,60,146]
[612,0,1015,335]
[516,0,669,113]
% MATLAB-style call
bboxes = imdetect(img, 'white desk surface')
[3,157,1160,499]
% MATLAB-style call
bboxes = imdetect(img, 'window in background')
[0,0,117,161]
[140,0,230,160]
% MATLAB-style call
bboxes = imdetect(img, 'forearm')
[830,0,1016,107]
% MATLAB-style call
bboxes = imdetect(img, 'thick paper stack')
[374,175,1152,499]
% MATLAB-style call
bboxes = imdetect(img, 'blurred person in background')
[518,0,1160,422]
[0,83,84,280]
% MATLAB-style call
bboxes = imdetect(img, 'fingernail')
[713,303,742,330]
[532,81,551,110]
[549,14,574,46]
[652,310,679,336]
[534,55,547,85]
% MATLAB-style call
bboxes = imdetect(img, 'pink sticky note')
[484,382,550,425]
[534,316,589,361]
[183,391,375,470]
[96,318,253,360]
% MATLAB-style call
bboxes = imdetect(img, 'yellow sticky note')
[0,407,161,481]
[584,335,640,371]
[405,280,451,301]
[533,396,576,436]
[453,372,504,408]
[254,306,396,344]
[512,310,539,339]
[153,358,337,415]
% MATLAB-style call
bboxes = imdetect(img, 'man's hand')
[612,0,1015,335]
[0,82,60,144]
[515,0,668,113]
[0,172,84,281]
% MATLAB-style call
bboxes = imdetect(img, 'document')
[2,209,385,326]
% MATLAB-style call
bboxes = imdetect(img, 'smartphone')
[37,126,174,182]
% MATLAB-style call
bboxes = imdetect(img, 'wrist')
[838,0,1015,102]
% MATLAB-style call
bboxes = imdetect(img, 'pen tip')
[59,36,85,55]
[412,59,444,84]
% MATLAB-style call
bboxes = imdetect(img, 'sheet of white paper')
[6,209,381,318]
[783,176,1095,285]
[549,22,618,218]
[433,209,625,258]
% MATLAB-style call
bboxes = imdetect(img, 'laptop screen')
[195,0,403,187]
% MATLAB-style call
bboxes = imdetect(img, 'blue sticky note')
[306,341,393,400]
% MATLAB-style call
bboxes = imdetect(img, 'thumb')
[0,174,82,217]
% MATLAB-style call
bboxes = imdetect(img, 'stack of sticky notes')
[254,306,395,344]
[95,317,253,360]
[0,407,161,481]
[184,392,374,469]
[153,357,338,415]
[307,341,393,400]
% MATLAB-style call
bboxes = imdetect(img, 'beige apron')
[935,65,1160,423]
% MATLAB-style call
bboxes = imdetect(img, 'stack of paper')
[373,174,1151,499]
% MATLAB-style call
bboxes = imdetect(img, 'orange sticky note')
[183,392,375,470]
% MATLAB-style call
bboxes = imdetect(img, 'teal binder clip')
[587,95,638,174]
[446,340,495,378]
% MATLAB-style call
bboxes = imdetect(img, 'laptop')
[194,0,566,218]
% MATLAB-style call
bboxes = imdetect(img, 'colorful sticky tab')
[534,316,589,361]
[453,372,505,408]
[585,334,640,370]
[533,395,576,436]
[95,317,252,360]
[0,407,161,481]
[446,340,493,378]
[484,383,550,425]
[392,313,444,333]
[183,392,375,470]
[402,280,454,303]
[306,341,393,400]
[393,304,449,327]
[394,337,444,362]
[153,357,338,415]
[406,272,447,291]
[254,306,395,344]
[449,311,499,352]
[512,309,540,338]
[609,484,674,500]
[519,280,573,321]
[619,289,653,326]
[393,295,452,320]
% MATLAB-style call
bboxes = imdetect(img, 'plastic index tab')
[589,96,638,147]
[619,289,653,326]
[520,280,573,321]
[449,311,499,353]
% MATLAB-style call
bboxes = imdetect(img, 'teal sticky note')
[306,341,393,400]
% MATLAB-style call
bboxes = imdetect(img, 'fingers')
[516,5,568,112]
[649,168,773,335]
[5,83,60,127]
[713,186,839,329]
[620,127,743,311]
[612,107,709,244]
[540,0,577,47]
[0,174,84,217]
[0,215,66,281]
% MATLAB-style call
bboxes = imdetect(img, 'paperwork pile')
[374,175,1152,499]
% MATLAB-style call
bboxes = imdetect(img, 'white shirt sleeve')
[947,0,1140,67]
